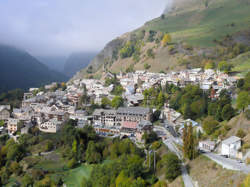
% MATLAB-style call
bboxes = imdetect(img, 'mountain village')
[0,68,247,162]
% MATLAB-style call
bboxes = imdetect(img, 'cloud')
[0,0,167,56]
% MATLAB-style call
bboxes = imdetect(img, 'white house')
[7,118,19,134]
[39,119,62,133]
[221,136,241,158]
[199,140,216,152]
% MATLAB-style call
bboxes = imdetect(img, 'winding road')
[164,138,194,187]
[204,152,250,174]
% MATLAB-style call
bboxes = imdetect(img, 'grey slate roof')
[222,136,241,145]
[117,107,150,115]
[93,109,116,116]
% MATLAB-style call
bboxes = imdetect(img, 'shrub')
[224,125,231,131]
[144,63,151,70]
[44,140,53,152]
[10,161,22,175]
[21,174,34,187]
[236,129,246,138]
[168,45,175,52]
[183,43,193,50]
[243,143,250,149]
[147,30,157,42]
[151,141,161,150]
[147,49,155,59]
[154,180,168,187]
[67,158,77,169]
[245,109,250,120]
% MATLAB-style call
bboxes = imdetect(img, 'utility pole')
[149,150,151,168]
[154,150,156,172]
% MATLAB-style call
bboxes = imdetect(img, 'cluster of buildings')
[0,78,154,142]
[0,68,242,153]
[199,136,242,159]
[93,107,153,141]
[116,69,237,99]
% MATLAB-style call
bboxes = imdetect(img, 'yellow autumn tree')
[162,33,172,47]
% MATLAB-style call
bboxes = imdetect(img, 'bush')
[154,180,168,187]
[223,125,231,131]
[21,174,33,187]
[168,45,175,52]
[147,49,155,59]
[245,109,250,120]
[151,141,161,150]
[144,63,151,70]
[10,161,22,175]
[242,143,250,150]
[236,129,246,138]
[183,43,193,50]
[67,158,77,169]
[31,169,44,180]
[44,140,53,152]
[147,30,157,42]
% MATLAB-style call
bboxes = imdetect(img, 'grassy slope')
[189,155,246,187]
[75,0,250,79]
[230,51,250,76]
[103,0,250,74]
[225,113,250,147]
[142,0,250,47]
[64,164,93,187]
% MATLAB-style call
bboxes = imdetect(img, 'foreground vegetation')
[0,119,182,186]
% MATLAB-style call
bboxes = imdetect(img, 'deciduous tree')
[237,91,250,111]
[162,33,172,47]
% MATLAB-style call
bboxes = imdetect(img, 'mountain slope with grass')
[0,44,68,93]
[72,0,250,80]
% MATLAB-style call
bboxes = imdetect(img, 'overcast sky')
[0,0,170,56]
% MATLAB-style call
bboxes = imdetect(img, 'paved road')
[204,152,250,174]
[164,139,194,187]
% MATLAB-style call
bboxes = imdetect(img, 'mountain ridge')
[0,44,68,93]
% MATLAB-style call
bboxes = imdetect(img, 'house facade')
[39,119,62,133]
[7,118,19,134]
[93,109,117,127]
[221,136,241,158]
[199,140,216,152]
[0,105,10,121]
[116,107,152,129]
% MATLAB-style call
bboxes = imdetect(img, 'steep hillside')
[0,44,68,93]
[230,51,250,76]
[226,112,250,146]
[72,0,250,80]
[63,52,97,77]
[189,155,246,187]
[142,0,250,47]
